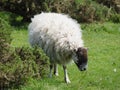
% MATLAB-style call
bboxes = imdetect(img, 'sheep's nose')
[83,68,86,71]
[79,64,87,71]
[82,68,86,71]
[80,67,87,71]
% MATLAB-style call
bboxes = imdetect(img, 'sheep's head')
[73,47,88,71]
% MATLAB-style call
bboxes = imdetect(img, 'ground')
[11,22,120,90]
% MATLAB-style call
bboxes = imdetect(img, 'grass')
[10,22,120,90]
[11,28,29,47]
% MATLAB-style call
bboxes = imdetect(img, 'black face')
[74,47,88,71]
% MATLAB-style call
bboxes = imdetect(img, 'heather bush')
[0,47,49,88]
[0,0,117,23]
[0,18,49,89]
[0,17,12,63]
[110,14,120,23]
[94,0,120,13]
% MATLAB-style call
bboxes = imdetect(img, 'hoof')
[65,78,71,84]
[54,73,59,76]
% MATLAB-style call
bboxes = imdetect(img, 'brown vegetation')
[0,18,49,88]
[0,0,119,23]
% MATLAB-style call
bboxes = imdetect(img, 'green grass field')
[10,22,120,90]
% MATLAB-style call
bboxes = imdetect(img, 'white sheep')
[28,12,88,83]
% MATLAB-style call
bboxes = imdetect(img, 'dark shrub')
[94,0,120,13]
[0,18,49,89]
[110,14,120,23]
[0,0,116,23]
[0,17,12,63]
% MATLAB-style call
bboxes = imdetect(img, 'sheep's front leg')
[54,64,59,76]
[63,65,71,83]
[49,64,53,78]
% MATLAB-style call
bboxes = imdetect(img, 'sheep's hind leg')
[63,65,71,83]
[49,64,53,78]
[54,64,59,76]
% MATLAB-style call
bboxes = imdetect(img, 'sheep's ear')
[73,49,77,53]
[74,47,82,53]
[77,47,83,51]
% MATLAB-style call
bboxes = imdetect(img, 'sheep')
[28,12,88,83]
